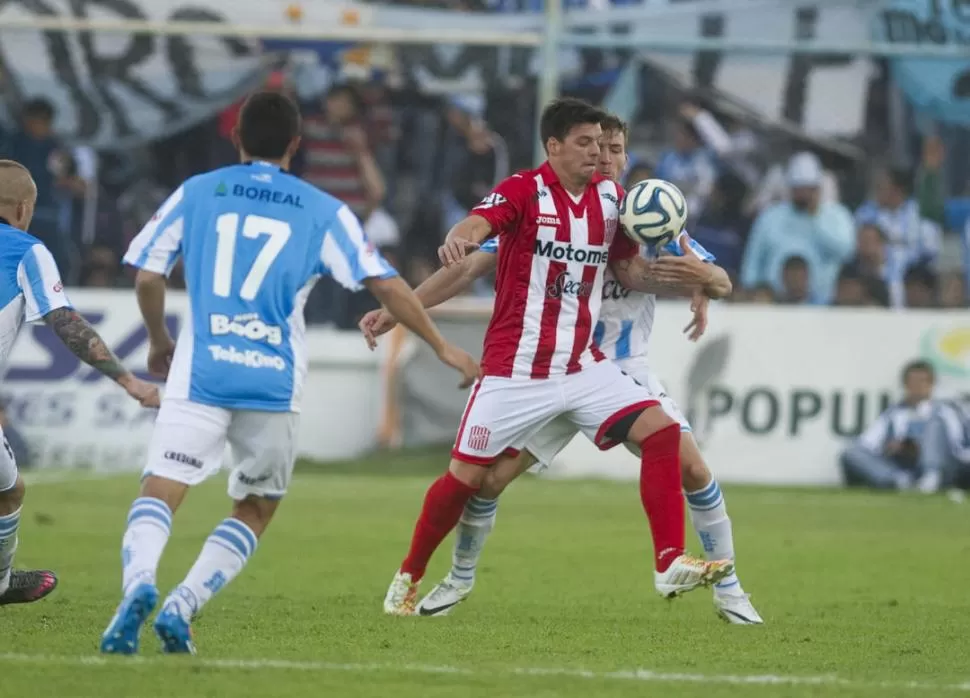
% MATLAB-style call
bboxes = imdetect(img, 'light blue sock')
[685,479,743,594]
[450,496,498,586]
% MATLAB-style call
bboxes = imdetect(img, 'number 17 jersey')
[123,161,396,413]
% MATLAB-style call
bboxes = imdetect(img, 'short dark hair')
[783,255,809,272]
[22,98,54,122]
[902,359,934,384]
[539,98,606,151]
[600,114,628,141]
[886,166,915,197]
[238,91,301,160]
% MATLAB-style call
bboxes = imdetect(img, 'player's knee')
[480,469,511,499]
[139,474,188,514]
[681,454,711,491]
[0,475,25,514]
[231,496,278,537]
[625,406,677,445]
[449,459,488,488]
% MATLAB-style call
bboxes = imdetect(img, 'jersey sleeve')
[320,204,398,291]
[123,185,187,276]
[17,243,72,323]
[479,238,499,254]
[609,230,638,262]
[662,231,716,263]
[469,175,531,237]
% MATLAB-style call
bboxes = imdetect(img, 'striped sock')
[685,479,742,593]
[0,507,21,595]
[165,518,258,621]
[450,496,499,585]
[121,497,172,596]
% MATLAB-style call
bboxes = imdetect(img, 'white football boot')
[654,554,734,598]
[383,570,419,616]
[714,592,765,625]
[416,575,474,617]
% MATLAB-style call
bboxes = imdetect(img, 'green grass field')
[3,449,970,697]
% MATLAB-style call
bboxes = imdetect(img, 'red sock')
[400,472,478,581]
[639,424,685,573]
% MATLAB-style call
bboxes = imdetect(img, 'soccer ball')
[619,179,688,248]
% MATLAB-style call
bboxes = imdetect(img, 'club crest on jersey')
[536,214,561,227]
[604,217,617,245]
[546,270,594,299]
[475,193,507,209]
[467,425,491,451]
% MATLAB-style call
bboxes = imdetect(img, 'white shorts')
[452,360,659,465]
[527,357,691,468]
[0,427,16,492]
[143,399,299,501]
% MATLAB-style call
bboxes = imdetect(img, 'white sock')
[0,507,21,595]
[685,479,743,595]
[165,518,258,621]
[449,496,498,586]
[121,497,172,596]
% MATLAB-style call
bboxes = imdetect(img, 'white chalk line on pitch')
[0,653,967,693]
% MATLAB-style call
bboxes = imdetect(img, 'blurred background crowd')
[2,18,969,328]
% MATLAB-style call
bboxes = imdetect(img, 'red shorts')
[452,360,658,465]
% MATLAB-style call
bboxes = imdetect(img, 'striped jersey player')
[100,92,478,657]
[0,160,159,609]
[382,98,737,617]
[361,113,763,625]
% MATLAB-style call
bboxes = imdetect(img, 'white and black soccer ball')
[619,179,688,248]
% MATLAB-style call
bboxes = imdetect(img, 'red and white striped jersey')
[470,162,635,379]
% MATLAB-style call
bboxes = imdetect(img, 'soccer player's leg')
[416,420,571,617]
[0,430,57,607]
[620,364,763,624]
[154,409,297,655]
[567,362,733,598]
[385,376,562,615]
[101,400,229,655]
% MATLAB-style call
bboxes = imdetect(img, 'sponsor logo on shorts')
[467,425,491,451]
[210,313,282,346]
[236,471,272,486]
[546,271,595,299]
[164,451,203,468]
[207,344,286,371]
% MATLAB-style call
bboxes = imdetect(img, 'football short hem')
[594,400,660,451]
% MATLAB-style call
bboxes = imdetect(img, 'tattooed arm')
[43,308,160,407]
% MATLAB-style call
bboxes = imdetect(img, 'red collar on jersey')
[537,161,605,189]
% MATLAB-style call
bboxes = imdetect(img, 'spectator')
[855,165,941,275]
[690,170,751,278]
[903,263,938,308]
[840,223,905,307]
[940,272,967,308]
[777,256,818,305]
[747,284,776,304]
[655,116,717,219]
[750,148,840,214]
[840,361,970,493]
[0,98,82,282]
[740,152,855,304]
[679,101,760,188]
[833,268,891,307]
[623,163,654,189]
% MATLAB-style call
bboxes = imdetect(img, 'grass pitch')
[3,449,969,697]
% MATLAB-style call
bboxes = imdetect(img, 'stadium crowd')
[1,67,967,328]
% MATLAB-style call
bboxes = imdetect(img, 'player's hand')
[650,238,712,288]
[438,235,480,267]
[119,374,161,408]
[147,336,176,379]
[359,309,398,350]
[684,290,709,342]
[436,343,481,389]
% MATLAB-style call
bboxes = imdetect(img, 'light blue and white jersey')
[481,231,714,361]
[123,161,397,413]
[0,223,72,372]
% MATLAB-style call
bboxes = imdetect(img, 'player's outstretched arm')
[439,215,493,266]
[365,275,481,388]
[359,252,498,346]
[43,308,159,407]
[611,255,732,299]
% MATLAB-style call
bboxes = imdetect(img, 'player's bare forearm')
[43,308,130,383]
[134,270,171,342]
[609,256,676,295]
[366,276,448,355]
[418,252,497,309]
[702,265,733,299]
[448,215,493,246]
